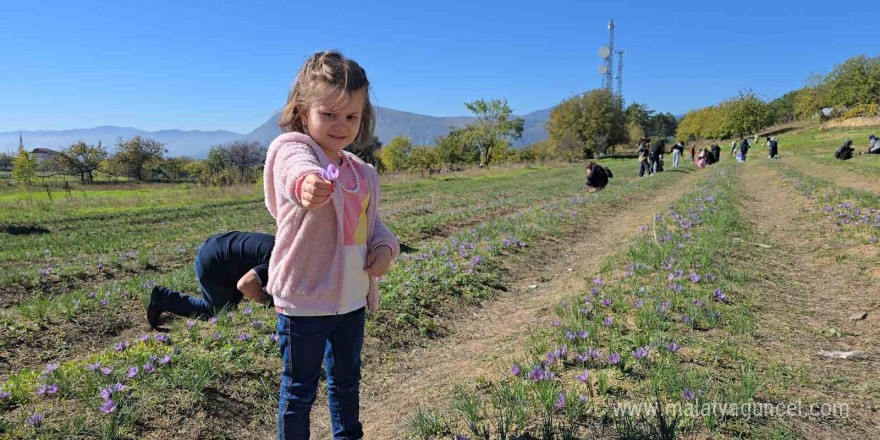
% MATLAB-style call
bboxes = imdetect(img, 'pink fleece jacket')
[263,132,399,314]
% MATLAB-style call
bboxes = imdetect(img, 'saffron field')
[1,126,878,439]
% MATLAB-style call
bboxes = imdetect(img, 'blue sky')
[2,0,877,134]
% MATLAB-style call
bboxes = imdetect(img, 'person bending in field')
[585,162,612,191]
[147,231,275,329]
[710,141,721,164]
[867,134,880,154]
[835,139,855,160]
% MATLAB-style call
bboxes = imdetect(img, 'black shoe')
[147,286,164,330]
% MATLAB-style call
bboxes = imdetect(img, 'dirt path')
[302,169,707,438]
[738,162,880,439]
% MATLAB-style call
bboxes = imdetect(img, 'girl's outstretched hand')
[300,173,334,209]
[365,245,393,278]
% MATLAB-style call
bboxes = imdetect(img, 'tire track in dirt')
[305,168,707,439]
[738,162,880,439]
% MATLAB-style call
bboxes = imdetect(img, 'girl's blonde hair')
[279,50,375,148]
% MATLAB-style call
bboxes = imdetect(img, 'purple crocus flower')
[682,388,696,401]
[714,288,729,302]
[45,363,59,374]
[692,299,704,307]
[100,399,117,414]
[633,299,643,309]
[602,298,612,307]
[608,353,621,364]
[242,307,253,315]
[320,163,339,182]
[127,366,139,378]
[602,317,613,327]
[270,333,279,343]
[578,330,589,339]
[576,370,589,383]
[155,334,169,343]
[26,413,44,427]
[593,276,603,286]
[100,299,109,306]
[550,319,560,328]
[238,333,249,341]
[0,391,10,400]
[554,392,566,409]
[88,361,101,372]
[186,320,196,330]
[631,346,650,359]
[158,354,172,365]
[212,331,222,341]
[689,273,701,283]
[139,334,150,342]
[37,384,58,396]
[143,362,155,373]
[511,364,520,375]
[681,315,692,324]
[114,341,129,352]
[579,394,589,402]
[251,320,262,329]
[208,317,217,324]
[100,366,113,375]
[666,342,682,353]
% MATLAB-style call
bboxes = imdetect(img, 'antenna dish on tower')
[598,46,611,59]
[598,65,608,74]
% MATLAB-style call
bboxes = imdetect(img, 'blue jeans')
[155,246,242,318]
[277,307,365,440]
[672,150,681,167]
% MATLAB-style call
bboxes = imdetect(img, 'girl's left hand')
[365,246,393,278]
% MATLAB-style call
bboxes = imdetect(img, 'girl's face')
[301,87,366,161]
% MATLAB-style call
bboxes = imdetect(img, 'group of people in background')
[836,134,880,160]
[636,136,666,177]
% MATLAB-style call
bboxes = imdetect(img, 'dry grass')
[820,116,880,130]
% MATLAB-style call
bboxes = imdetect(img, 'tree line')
[676,55,880,141]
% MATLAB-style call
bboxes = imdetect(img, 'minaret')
[18,132,24,152]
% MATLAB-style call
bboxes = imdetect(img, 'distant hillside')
[0,127,243,159]
[243,106,553,148]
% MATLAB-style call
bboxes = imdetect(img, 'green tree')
[794,85,829,120]
[205,146,229,175]
[114,136,167,180]
[548,89,625,158]
[379,136,413,172]
[58,140,108,183]
[824,55,880,108]
[12,147,36,185]
[462,98,524,167]
[724,90,772,138]
[407,146,440,172]
[768,89,800,124]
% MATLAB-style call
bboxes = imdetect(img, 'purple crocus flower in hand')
[320,163,339,182]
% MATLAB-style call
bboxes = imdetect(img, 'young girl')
[263,50,399,440]
[696,148,708,169]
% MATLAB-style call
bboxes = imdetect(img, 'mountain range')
[1,106,553,159]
